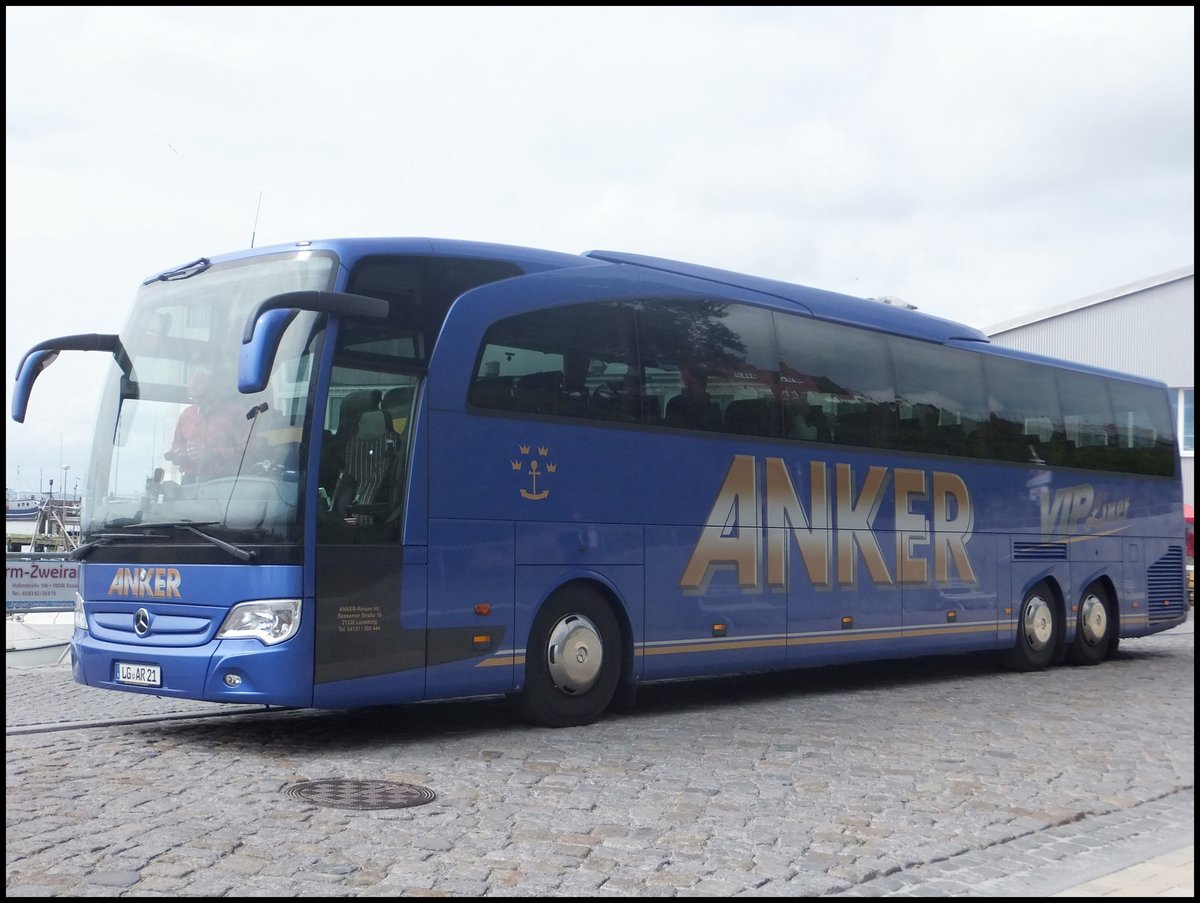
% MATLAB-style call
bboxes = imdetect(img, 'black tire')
[1065,583,1114,667]
[1106,634,1121,660]
[517,587,622,728]
[608,678,639,715]
[999,581,1060,671]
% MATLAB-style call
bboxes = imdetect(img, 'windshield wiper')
[71,532,169,561]
[143,257,211,284]
[176,523,257,563]
[73,522,256,563]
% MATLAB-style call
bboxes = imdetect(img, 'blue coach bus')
[12,238,1188,727]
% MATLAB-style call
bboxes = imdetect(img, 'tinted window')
[470,297,783,435]
[774,315,895,448]
[984,357,1064,464]
[892,338,988,457]
[470,302,639,422]
[1055,370,1116,469]
[639,300,779,436]
[467,298,1176,479]
[1109,381,1176,475]
[348,255,524,365]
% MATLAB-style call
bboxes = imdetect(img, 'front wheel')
[1065,584,1114,666]
[516,587,622,728]
[999,581,1060,671]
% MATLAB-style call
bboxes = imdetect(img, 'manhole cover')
[282,779,436,810]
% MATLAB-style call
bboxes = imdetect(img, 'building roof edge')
[985,264,1194,335]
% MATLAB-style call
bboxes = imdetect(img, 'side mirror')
[12,334,122,422]
[239,291,390,393]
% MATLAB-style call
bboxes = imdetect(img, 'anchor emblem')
[512,444,557,500]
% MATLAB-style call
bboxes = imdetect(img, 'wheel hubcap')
[1022,596,1054,651]
[1079,593,1108,646]
[545,613,603,696]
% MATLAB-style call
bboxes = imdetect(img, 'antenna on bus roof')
[250,190,263,248]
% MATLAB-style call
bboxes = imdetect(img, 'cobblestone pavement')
[6,615,1192,897]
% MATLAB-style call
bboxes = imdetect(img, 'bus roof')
[174,236,597,278]
[584,249,991,345]
[156,236,994,346]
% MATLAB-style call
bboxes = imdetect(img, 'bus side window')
[722,397,781,437]
[469,376,515,410]
[513,371,565,415]
[383,385,414,434]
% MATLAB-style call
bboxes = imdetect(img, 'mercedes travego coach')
[12,237,1189,727]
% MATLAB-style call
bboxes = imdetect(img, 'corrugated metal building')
[984,265,1195,512]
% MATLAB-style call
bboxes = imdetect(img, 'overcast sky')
[5,6,1194,494]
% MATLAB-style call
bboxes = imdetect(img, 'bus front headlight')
[216,599,301,645]
[74,592,87,631]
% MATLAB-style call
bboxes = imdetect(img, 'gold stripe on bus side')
[900,623,1001,639]
[476,653,524,668]
[480,619,1009,667]
[639,637,788,657]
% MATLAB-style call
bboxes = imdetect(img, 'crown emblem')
[512,442,556,501]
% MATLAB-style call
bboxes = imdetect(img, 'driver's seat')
[330,410,398,523]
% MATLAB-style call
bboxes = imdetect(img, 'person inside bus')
[144,466,167,503]
[665,365,718,430]
[164,368,249,484]
[790,401,832,442]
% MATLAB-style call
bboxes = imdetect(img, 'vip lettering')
[106,567,182,598]
[1090,496,1130,527]
[680,455,976,593]
[1039,484,1131,535]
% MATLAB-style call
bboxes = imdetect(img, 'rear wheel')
[517,587,621,728]
[999,582,1060,671]
[1065,583,1113,666]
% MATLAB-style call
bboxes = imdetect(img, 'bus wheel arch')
[1000,579,1063,672]
[516,580,627,728]
[1065,578,1118,666]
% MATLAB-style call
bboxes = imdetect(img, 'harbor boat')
[5,488,46,521]
[5,497,81,554]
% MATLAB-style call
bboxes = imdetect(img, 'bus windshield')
[81,250,338,543]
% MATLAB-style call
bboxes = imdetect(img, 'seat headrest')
[383,386,413,410]
[338,389,383,432]
[357,410,389,440]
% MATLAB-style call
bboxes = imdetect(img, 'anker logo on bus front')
[134,608,151,637]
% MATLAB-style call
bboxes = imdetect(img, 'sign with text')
[6,558,79,611]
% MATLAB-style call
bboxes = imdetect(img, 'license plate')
[115,662,161,687]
